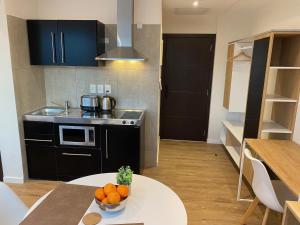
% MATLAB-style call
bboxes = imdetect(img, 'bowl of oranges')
[95,183,130,212]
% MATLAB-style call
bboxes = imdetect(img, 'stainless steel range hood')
[95,0,145,61]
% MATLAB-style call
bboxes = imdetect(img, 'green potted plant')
[116,166,133,186]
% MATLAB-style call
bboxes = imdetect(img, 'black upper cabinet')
[27,20,105,67]
[101,125,141,174]
[27,20,59,65]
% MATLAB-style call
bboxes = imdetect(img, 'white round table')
[28,173,187,225]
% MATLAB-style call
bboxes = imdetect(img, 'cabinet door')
[56,147,101,181]
[27,20,59,65]
[26,142,57,180]
[223,43,234,109]
[58,20,98,66]
[24,121,54,142]
[101,126,140,174]
[243,37,270,138]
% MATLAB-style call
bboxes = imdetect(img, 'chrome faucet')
[51,100,70,114]
[64,101,70,114]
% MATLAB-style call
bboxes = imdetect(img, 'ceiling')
[163,0,272,16]
[162,0,239,15]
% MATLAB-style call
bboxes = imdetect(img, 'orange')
[107,192,121,204]
[117,185,129,198]
[95,188,105,201]
[101,197,109,204]
[104,183,117,196]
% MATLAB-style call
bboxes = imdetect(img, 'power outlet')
[104,84,111,94]
[90,84,96,94]
[97,84,104,94]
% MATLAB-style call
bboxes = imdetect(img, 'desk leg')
[237,140,253,202]
[282,204,288,225]
[240,197,260,224]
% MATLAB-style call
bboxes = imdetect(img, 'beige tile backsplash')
[44,24,162,167]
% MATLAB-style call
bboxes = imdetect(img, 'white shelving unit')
[265,94,297,103]
[224,146,240,167]
[261,121,293,134]
[221,120,244,168]
[222,120,244,143]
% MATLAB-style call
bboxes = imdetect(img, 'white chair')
[242,149,296,225]
[0,182,28,225]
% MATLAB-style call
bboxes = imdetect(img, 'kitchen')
[2,0,300,225]
[1,0,161,183]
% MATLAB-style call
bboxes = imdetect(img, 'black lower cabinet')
[24,121,142,181]
[56,147,101,181]
[26,142,57,180]
[101,125,140,174]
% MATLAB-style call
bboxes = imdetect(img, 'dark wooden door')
[101,126,140,174]
[58,20,99,66]
[27,20,59,65]
[160,34,215,141]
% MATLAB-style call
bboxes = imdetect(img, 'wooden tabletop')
[286,201,300,222]
[245,139,300,197]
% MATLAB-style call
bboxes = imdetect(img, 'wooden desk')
[239,139,300,224]
[245,139,300,198]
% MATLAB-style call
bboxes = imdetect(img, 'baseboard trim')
[207,138,222,144]
[3,176,24,184]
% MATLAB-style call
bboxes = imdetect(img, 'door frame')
[0,153,3,181]
[160,33,216,141]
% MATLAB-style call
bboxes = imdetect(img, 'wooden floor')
[9,140,281,225]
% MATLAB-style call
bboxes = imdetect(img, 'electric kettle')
[100,93,116,111]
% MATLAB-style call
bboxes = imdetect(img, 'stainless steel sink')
[31,107,65,116]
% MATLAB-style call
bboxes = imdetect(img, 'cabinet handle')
[51,32,56,63]
[25,139,52,143]
[105,129,109,159]
[60,32,65,63]
[62,153,92,157]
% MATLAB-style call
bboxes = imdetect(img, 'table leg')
[240,197,260,224]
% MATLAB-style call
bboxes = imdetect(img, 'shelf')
[233,59,252,62]
[265,94,297,103]
[224,145,240,167]
[261,121,292,134]
[239,46,253,50]
[222,120,244,144]
[270,66,300,70]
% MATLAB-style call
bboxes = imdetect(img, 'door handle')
[51,32,56,63]
[25,138,53,143]
[105,129,109,159]
[62,153,92,157]
[60,32,65,63]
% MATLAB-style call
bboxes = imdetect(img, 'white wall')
[207,0,300,144]
[163,11,217,34]
[37,0,162,24]
[0,0,25,183]
[5,0,38,18]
